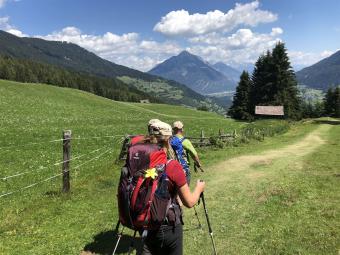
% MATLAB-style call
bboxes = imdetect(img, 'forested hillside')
[0,56,160,103]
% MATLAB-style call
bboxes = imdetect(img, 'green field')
[0,80,339,254]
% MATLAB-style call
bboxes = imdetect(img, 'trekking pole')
[112,226,125,255]
[200,192,217,255]
[194,163,198,173]
[194,162,204,173]
[193,206,202,229]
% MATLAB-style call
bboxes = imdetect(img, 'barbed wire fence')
[0,128,240,200]
[0,130,125,199]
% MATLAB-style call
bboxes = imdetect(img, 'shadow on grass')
[83,230,142,255]
[313,119,340,125]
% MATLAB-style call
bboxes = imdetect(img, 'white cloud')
[0,16,27,37]
[154,1,277,37]
[186,28,282,67]
[288,50,334,67]
[37,26,182,71]
[18,24,284,71]
[6,28,27,37]
[270,27,283,36]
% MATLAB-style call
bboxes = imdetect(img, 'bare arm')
[182,139,201,166]
[178,181,205,208]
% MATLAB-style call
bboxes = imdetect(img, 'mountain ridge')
[296,50,340,90]
[148,50,236,95]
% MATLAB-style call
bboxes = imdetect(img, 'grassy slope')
[118,76,185,100]
[117,76,226,114]
[0,79,242,254]
[0,80,338,254]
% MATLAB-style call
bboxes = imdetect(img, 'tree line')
[324,87,340,117]
[0,55,160,103]
[228,42,340,120]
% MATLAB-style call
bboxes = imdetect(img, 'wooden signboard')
[255,106,284,116]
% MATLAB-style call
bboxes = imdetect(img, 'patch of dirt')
[246,171,266,180]
[251,159,272,168]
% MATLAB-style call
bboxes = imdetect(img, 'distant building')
[255,106,284,116]
[140,99,150,104]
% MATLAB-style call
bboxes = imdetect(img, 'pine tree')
[324,88,335,116]
[249,52,273,114]
[250,42,301,119]
[335,87,340,117]
[228,71,252,120]
[271,42,301,119]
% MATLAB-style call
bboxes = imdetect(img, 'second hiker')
[171,121,202,184]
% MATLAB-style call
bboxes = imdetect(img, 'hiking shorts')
[141,224,183,255]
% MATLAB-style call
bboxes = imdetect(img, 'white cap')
[173,121,184,129]
[149,121,172,136]
[148,119,161,126]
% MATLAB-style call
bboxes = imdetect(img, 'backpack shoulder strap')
[180,137,187,143]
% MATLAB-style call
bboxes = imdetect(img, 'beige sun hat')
[149,121,172,136]
[173,121,184,129]
[148,119,161,126]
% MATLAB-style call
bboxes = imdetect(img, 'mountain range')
[212,62,242,83]
[149,51,237,95]
[0,30,224,111]
[296,50,340,90]
[2,28,339,109]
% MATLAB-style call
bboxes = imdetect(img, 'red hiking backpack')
[117,142,178,231]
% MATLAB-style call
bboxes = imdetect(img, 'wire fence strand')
[0,146,108,181]
[0,147,115,199]
[0,139,63,150]
[0,172,62,198]
[0,134,125,151]
[73,147,114,171]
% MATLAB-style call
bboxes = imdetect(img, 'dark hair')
[173,127,182,134]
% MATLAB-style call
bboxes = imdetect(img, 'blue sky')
[0,0,339,71]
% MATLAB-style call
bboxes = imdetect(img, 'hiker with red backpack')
[171,121,202,184]
[116,120,205,255]
[130,119,161,145]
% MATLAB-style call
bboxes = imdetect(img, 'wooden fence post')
[200,130,204,146]
[233,129,237,138]
[62,130,71,193]
[219,129,222,137]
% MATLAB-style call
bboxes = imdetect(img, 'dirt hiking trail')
[210,124,331,178]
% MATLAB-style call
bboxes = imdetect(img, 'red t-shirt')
[165,160,187,195]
